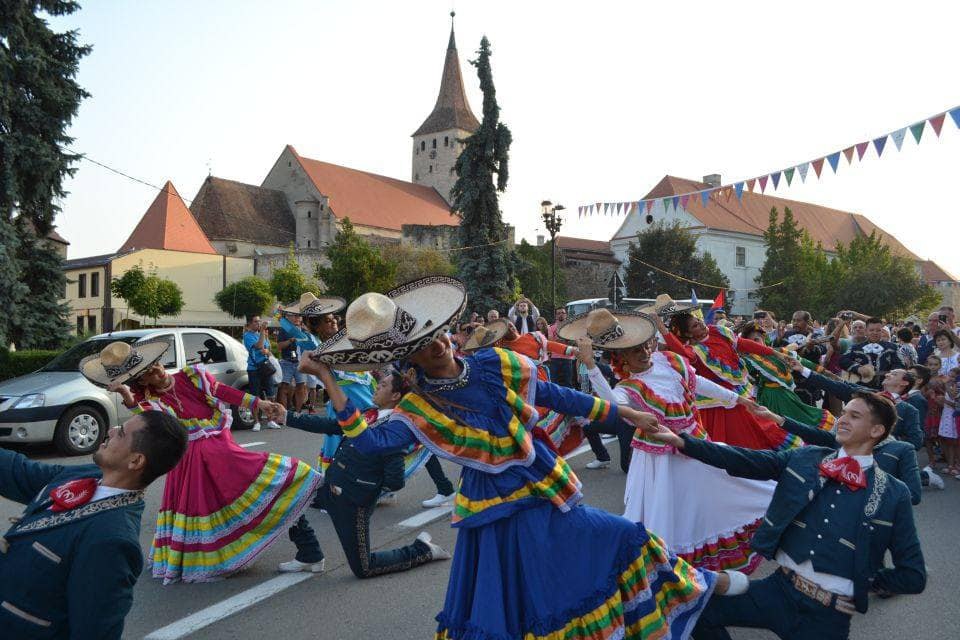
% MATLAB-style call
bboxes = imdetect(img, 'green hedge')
[0,350,60,382]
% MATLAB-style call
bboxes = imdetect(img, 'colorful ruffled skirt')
[699,404,801,451]
[623,448,773,573]
[151,430,321,584]
[755,383,836,433]
[436,502,716,640]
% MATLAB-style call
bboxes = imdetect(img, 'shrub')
[0,349,60,381]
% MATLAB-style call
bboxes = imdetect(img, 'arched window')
[307,210,311,219]
[420,141,425,151]
[432,138,437,149]
[428,165,433,173]
[307,240,311,248]
[444,136,449,147]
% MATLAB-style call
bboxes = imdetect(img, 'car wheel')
[232,391,257,431]
[54,404,107,456]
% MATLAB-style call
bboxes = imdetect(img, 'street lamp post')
[541,200,565,315]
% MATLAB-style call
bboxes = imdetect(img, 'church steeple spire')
[412,11,480,137]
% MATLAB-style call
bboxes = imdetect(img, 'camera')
[840,312,853,321]
[940,314,948,323]
[753,311,766,320]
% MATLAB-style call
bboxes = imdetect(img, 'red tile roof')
[638,175,919,259]
[556,236,613,253]
[119,181,218,255]
[412,26,480,137]
[289,146,458,232]
[191,176,294,246]
[921,260,959,283]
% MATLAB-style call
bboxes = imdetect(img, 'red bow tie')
[363,408,380,424]
[878,391,899,403]
[49,478,98,512]
[819,457,867,491]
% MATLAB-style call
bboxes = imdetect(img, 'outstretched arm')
[0,448,64,505]
[754,406,838,448]
[641,424,791,480]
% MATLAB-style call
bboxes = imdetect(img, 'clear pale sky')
[50,1,960,275]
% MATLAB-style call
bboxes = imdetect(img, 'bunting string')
[577,104,960,218]
[626,254,783,292]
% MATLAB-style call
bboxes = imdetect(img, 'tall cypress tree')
[451,36,515,313]
[1,0,91,348]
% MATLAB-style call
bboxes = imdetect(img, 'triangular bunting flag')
[595,202,602,214]
[873,135,887,157]
[770,171,781,190]
[734,182,744,202]
[843,146,855,164]
[663,197,672,211]
[909,121,925,144]
[680,194,690,209]
[891,128,906,151]
[856,142,869,160]
[950,108,960,129]
[700,190,711,207]
[758,175,769,193]
[671,196,680,210]
[645,200,654,213]
[811,158,825,178]
[784,167,795,186]
[725,187,734,201]
[746,178,756,192]
[827,152,841,174]
[929,113,945,137]
[797,163,809,183]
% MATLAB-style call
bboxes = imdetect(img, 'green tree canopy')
[1,1,89,346]
[624,221,729,299]
[451,36,516,312]
[214,276,273,320]
[514,240,566,317]
[315,218,396,301]
[270,247,320,304]
[112,265,184,325]
[380,244,455,287]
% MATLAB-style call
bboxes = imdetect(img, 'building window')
[307,240,312,248]
[91,272,100,298]
[432,138,437,149]
[78,273,87,298]
[307,210,311,219]
[428,165,433,173]
[76,317,83,335]
[414,173,419,181]
[320,203,324,210]
[444,136,449,147]
[88,316,96,332]
[736,246,746,267]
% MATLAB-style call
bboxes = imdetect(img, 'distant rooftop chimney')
[703,174,722,188]
[536,235,545,247]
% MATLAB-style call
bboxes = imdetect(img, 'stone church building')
[188,20,479,278]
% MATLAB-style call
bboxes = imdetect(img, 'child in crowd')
[897,327,919,367]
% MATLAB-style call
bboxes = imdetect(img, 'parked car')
[0,328,256,456]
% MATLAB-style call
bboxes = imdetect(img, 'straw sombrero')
[557,308,656,350]
[309,276,467,371]
[635,294,698,318]
[461,319,510,352]
[282,292,346,317]
[79,339,170,388]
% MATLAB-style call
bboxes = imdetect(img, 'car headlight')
[13,394,46,409]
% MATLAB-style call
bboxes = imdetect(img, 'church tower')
[411,12,480,207]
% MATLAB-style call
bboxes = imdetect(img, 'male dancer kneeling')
[270,369,450,576]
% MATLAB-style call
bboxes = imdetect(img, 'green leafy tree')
[112,265,184,325]
[215,276,274,319]
[1,1,90,345]
[10,220,71,348]
[380,244,455,287]
[829,232,941,318]
[270,246,320,304]
[315,218,396,301]
[624,221,729,299]
[514,240,566,316]
[451,36,516,312]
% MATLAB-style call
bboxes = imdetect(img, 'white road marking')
[397,505,452,529]
[144,573,314,640]
[240,441,266,448]
[396,442,596,530]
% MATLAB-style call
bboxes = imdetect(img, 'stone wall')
[561,259,619,302]
[255,249,329,283]
[401,224,459,250]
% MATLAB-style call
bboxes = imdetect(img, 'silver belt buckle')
[330,485,342,496]
[0,537,8,554]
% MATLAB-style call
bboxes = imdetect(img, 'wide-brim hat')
[79,338,170,388]
[308,275,467,371]
[461,319,510,352]
[281,292,346,317]
[557,308,656,351]
[635,293,698,318]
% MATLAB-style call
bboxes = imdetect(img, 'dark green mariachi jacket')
[779,416,922,505]
[285,411,406,507]
[680,435,926,613]
[0,448,144,639]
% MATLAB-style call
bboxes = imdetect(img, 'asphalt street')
[2,426,957,640]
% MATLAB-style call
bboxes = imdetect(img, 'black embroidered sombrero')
[557,308,656,351]
[281,292,346,317]
[461,319,511,352]
[309,276,467,371]
[79,338,170,388]
[634,294,698,318]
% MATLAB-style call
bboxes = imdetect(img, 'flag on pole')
[690,289,704,321]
